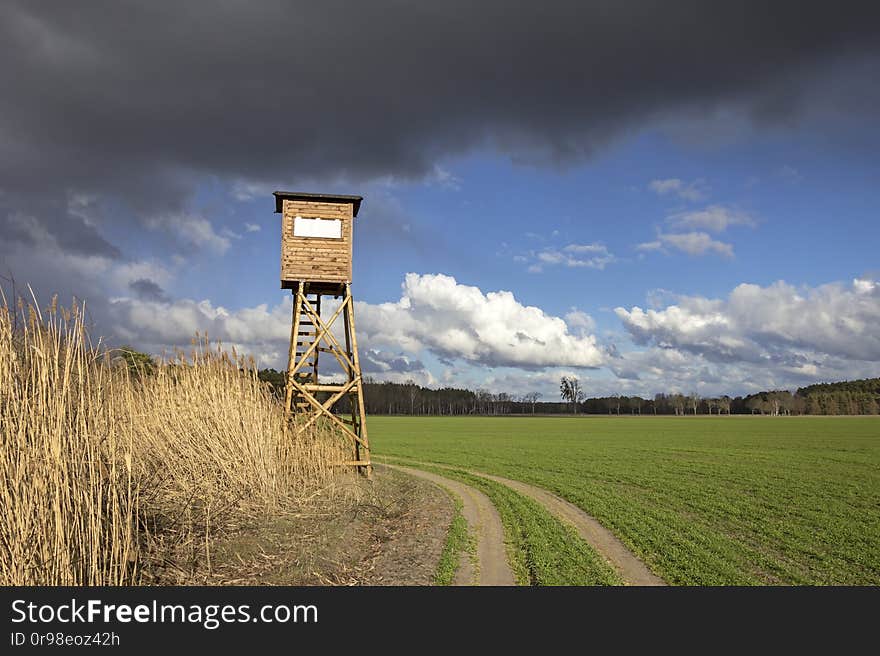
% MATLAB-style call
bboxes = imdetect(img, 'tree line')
[256,369,880,416]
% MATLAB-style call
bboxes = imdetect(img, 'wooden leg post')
[342,293,360,466]
[344,283,371,478]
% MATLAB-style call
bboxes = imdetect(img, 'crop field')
[372,416,880,585]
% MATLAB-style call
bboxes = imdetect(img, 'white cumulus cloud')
[615,277,880,365]
[105,296,293,365]
[100,273,606,372]
[355,273,606,368]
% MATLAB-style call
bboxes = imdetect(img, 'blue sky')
[2,2,879,400]
[80,122,880,399]
[148,124,880,323]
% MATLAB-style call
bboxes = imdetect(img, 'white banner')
[293,216,342,239]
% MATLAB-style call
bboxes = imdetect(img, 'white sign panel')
[293,216,342,239]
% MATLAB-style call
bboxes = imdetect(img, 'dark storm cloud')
[1,0,879,256]
[128,278,167,302]
[0,192,120,257]
[361,349,427,375]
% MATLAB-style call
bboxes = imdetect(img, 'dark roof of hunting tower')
[273,191,363,217]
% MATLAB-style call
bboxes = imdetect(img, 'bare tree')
[560,376,585,414]
[521,392,541,414]
[671,394,686,415]
[405,379,418,415]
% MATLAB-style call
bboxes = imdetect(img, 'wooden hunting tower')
[273,191,370,476]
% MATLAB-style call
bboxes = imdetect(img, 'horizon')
[259,365,877,402]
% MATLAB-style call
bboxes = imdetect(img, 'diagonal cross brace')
[296,377,360,434]
[300,295,356,374]
[288,378,367,449]
[288,295,350,379]
[299,300,350,374]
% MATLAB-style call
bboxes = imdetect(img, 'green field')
[371,416,880,585]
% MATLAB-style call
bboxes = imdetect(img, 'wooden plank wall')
[281,199,353,283]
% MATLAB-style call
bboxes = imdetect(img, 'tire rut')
[385,459,666,586]
[479,473,666,586]
[380,464,516,586]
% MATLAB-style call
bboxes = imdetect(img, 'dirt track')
[384,458,666,586]
[478,473,666,586]
[381,464,516,586]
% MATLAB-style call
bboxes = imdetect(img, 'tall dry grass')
[0,296,351,585]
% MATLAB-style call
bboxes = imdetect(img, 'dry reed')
[0,295,352,585]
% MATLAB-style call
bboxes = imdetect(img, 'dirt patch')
[383,464,516,586]
[363,467,455,585]
[188,467,453,585]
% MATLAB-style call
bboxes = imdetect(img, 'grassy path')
[433,493,473,585]
[478,472,664,585]
[381,464,515,585]
[386,456,658,585]
[382,459,623,585]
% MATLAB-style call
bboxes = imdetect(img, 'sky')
[1,1,879,400]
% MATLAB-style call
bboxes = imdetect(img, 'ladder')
[292,292,320,413]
